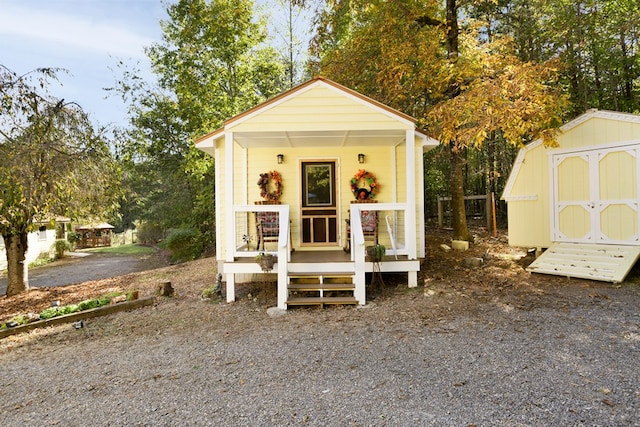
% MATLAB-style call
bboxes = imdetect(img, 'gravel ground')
[1,280,639,426]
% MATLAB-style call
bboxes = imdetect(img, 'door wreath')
[350,169,379,200]
[258,170,283,202]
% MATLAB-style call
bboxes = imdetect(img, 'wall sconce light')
[358,153,365,164]
[277,154,284,164]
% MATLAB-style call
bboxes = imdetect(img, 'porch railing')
[231,204,291,309]
[349,202,415,305]
[228,203,413,309]
[348,203,413,260]
[231,204,291,259]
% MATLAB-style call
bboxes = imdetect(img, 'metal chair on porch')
[255,211,279,251]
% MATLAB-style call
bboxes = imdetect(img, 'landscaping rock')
[463,256,484,268]
[451,240,469,251]
[266,307,287,318]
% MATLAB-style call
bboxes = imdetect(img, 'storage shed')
[502,109,640,282]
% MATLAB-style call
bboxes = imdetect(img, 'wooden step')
[286,296,358,307]
[288,273,353,282]
[288,283,355,292]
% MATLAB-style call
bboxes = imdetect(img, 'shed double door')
[552,144,640,244]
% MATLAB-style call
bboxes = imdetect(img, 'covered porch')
[224,203,420,309]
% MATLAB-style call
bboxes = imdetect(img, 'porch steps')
[286,273,357,308]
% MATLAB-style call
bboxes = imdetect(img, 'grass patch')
[83,244,155,255]
[29,257,55,268]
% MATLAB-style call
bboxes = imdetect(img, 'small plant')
[255,252,276,271]
[202,273,223,300]
[366,244,386,262]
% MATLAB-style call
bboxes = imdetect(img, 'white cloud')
[0,4,156,59]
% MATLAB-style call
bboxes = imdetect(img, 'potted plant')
[366,243,386,262]
[255,252,276,271]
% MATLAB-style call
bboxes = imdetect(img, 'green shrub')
[77,299,100,311]
[66,231,81,249]
[38,294,119,320]
[29,254,54,268]
[166,228,203,263]
[137,222,165,245]
[39,307,61,320]
[51,239,71,259]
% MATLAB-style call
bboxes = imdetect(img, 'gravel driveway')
[1,278,639,426]
[0,252,157,295]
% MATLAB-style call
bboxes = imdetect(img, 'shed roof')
[502,109,640,200]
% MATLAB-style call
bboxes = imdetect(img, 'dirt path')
[0,251,168,296]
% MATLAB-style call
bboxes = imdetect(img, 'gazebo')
[75,223,114,249]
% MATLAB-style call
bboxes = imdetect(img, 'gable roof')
[502,109,640,200]
[225,76,416,129]
[195,76,436,151]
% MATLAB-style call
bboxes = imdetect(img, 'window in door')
[301,161,338,245]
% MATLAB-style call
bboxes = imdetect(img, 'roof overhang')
[196,128,439,151]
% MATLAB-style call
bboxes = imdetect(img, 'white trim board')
[527,243,640,283]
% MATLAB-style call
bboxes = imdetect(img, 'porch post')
[351,204,367,304]
[354,243,366,304]
[277,207,290,309]
[225,131,236,302]
[405,129,417,260]
[406,129,418,288]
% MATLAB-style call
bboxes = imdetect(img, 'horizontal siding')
[0,230,55,271]
[244,144,418,250]
[507,200,552,248]
[231,86,409,133]
[558,118,640,150]
[510,143,549,198]
[507,142,552,248]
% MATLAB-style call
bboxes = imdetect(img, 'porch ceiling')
[232,129,408,148]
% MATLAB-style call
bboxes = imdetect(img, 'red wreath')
[257,170,283,201]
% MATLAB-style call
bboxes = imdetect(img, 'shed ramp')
[527,243,640,283]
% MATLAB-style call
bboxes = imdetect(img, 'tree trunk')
[445,0,471,242]
[4,232,29,296]
[450,148,472,242]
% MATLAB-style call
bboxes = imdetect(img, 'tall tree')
[147,0,287,134]
[311,0,568,240]
[476,0,640,114]
[113,0,287,251]
[0,65,118,295]
[270,0,313,87]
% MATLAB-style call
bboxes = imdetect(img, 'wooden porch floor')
[233,249,409,264]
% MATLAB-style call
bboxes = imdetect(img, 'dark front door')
[301,161,338,246]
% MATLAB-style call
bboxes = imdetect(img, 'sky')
[1,0,313,130]
[1,0,167,128]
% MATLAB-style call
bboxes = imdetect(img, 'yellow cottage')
[502,109,640,282]
[195,77,439,308]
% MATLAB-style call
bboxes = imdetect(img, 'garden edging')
[0,296,157,339]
